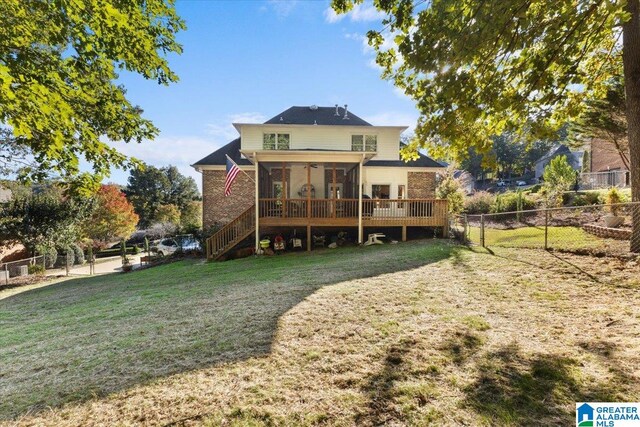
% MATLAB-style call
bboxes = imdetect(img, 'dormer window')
[263,133,290,150]
[351,134,377,151]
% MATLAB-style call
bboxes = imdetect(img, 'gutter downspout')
[254,152,259,253]
[358,154,364,244]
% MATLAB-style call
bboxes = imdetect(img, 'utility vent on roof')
[310,105,318,110]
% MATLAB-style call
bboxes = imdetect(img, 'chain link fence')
[452,202,640,258]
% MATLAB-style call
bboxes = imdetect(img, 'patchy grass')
[1,241,640,426]
[467,225,631,254]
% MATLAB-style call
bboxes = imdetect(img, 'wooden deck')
[258,198,448,227]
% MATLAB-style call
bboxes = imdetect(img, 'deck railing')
[258,198,447,222]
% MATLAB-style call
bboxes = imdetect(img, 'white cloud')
[206,112,266,142]
[325,2,385,23]
[267,0,299,18]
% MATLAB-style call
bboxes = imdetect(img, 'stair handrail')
[206,204,256,259]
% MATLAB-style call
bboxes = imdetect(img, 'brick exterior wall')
[202,169,255,229]
[407,171,436,198]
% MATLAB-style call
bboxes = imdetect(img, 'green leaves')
[0,0,185,191]
[332,0,623,164]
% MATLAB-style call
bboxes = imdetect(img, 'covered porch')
[244,150,448,251]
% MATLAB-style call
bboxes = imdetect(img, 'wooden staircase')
[205,205,255,260]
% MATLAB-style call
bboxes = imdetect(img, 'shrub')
[436,169,465,214]
[71,243,85,265]
[491,191,536,213]
[55,246,75,268]
[584,191,602,205]
[28,264,45,275]
[606,187,624,215]
[527,184,543,194]
[36,245,57,269]
[464,191,494,214]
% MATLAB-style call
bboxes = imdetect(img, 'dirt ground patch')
[2,242,639,426]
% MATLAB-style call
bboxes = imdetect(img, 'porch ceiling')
[240,150,375,164]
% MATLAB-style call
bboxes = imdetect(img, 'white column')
[254,153,260,253]
[358,155,364,244]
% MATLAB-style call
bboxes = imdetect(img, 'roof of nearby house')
[193,138,252,167]
[264,106,371,126]
[535,144,572,165]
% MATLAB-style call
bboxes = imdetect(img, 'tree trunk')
[623,0,640,252]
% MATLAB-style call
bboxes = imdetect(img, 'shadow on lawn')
[0,240,462,420]
[463,343,632,425]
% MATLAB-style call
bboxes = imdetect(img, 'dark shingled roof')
[193,137,443,168]
[264,106,372,126]
[192,138,252,166]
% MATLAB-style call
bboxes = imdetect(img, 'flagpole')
[226,154,255,183]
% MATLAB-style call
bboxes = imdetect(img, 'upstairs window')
[263,133,290,150]
[351,134,377,151]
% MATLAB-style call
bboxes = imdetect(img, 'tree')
[542,155,577,207]
[83,184,138,246]
[156,204,181,225]
[163,166,200,211]
[0,1,185,192]
[331,0,640,251]
[0,190,94,254]
[180,200,203,230]
[436,168,465,214]
[570,72,630,169]
[125,164,200,227]
[125,165,169,227]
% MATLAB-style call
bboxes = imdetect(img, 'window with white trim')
[263,133,290,150]
[351,134,377,151]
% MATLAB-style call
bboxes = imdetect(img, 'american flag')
[224,155,241,196]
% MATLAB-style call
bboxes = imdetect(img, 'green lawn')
[1,241,639,426]
[468,225,614,251]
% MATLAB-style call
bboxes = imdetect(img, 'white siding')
[240,125,402,161]
[362,167,408,199]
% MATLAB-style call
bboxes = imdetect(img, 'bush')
[71,243,85,265]
[464,191,494,214]
[436,169,465,214]
[527,184,543,194]
[55,246,75,268]
[491,191,536,213]
[36,245,57,269]
[584,191,602,205]
[28,264,45,275]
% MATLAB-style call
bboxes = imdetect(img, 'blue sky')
[109,0,419,191]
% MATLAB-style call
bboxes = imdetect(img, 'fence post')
[464,214,469,244]
[4,263,8,286]
[480,214,485,248]
[65,252,70,276]
[544,209,549,250]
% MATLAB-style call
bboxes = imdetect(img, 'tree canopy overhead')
[332,0,640,251]
[0,0,185,192]
[331,0,624,160]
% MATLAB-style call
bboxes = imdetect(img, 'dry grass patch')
[1,242,639,426]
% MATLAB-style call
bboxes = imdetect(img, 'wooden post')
[255,154,260,253]
[402,225,407,242]
[307,225,311,252]
[281,161,286,218]
[544,209,549,250]
[480,214,485,248]
[307,162,311,219]
[332,162,337,218]
[358,156,364,244]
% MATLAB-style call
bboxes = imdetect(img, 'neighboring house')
[534,144,583,181]
[582,138,630,188]
[453,170,475,195]
[0,185,11,203]
[193,105,446,259]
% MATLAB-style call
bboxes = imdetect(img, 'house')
[534,144,583,181]
[0,185,11,203]
[453,170,475,195]
[193,105,447,259]
[581,138,630,188]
